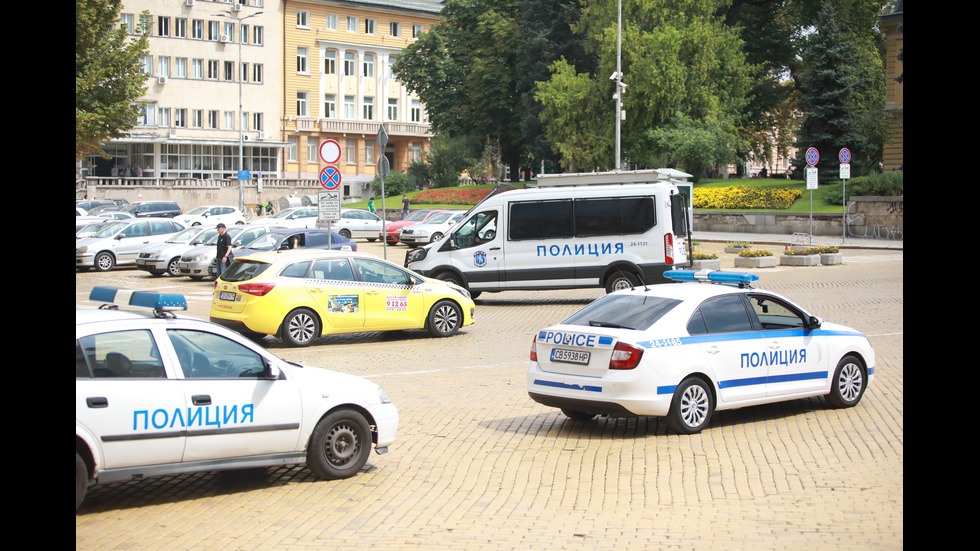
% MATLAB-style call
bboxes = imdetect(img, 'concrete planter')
[780,254,820,266]
[724,247,750,254]
[820,252,843,265]
[691,258,722,271]
[734,255,778,268]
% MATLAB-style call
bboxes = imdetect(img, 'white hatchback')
[527,270,874,434]
[76,288,399,510]
[175,205,247,227]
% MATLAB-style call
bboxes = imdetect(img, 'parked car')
[120,200,182,219]
[76,199,116,213]
[176,205,247,227]
[251,206,319,229]
[398,210,466,247]
[527,270,875,434]
[76,218,186,272]
[135,225,219,277]
[76,219,116,238]
[208,228,356,278]
[316,208,384,241]
[76,287,398,510]
[177,224,285,280]
[379,209,445,244]
[210,250,476,347]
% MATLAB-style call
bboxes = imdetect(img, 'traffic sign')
[805,147,819,166]
[319,139,342,165]
[318,190,341,221]
[805,167,819,190]
[319,166,342,190]
[839,148,851,164]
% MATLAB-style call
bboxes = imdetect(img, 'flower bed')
[734,249,777,268]
[690,251,720,270]
[411,188,492,205]
[693,187,803,209]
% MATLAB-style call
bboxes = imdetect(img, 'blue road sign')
[805,147,819,166]
[320,166,342,190]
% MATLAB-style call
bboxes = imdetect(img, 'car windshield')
[268,209,298,219]
[219,259,272,282]
[426,212,454,224]
[186,206,209,215]
[167,227,205,243]
[91,221,128,238]
[561,294,683,331]
[241,231,288,250]
[406,210,432,222]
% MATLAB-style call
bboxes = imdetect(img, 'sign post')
[839,148,851,242]
[804,147,819,245]
[376,125,389,259]
[318,139,343,246]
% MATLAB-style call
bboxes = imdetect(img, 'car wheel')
[561,409,597,422]
[235,221,245,225]
[605,271,640,293]
[667,377,714,434]
[826,355,866,408]
[306,409,372,479]
[427,300,462,337]
[281,308,320,347]
[430,232,444,243]
[367,238,377,242]
[167,257,181,277]
[339,229,351,239]
[76,451,88,510]
[94,251,115,272]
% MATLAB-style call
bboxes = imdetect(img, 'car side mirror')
[264,360,281,380]
[807,316,822,329]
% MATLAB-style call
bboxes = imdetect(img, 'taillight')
[529,335,538,362]
[237,283,276,297]
[665,233,675,265]
[609,342,643,370]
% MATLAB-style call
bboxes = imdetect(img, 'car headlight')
[194,253,211,262]
[76,246,88,254]
[378,386,392,404]
[407,247,426,263]
[151,251,162,259]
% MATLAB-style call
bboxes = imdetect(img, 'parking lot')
[75,239,903,550]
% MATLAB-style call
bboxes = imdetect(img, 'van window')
[575,197,655,236]
[454,211,498,249]
[509,200,572,240]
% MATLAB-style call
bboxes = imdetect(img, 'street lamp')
[221,9,263,214]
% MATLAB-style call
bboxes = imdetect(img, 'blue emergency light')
[665,270,759,287]
[89,287,188,311]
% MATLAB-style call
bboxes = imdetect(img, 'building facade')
[880,0,903,172]
[81,0,285,181]
[282,0,441,198]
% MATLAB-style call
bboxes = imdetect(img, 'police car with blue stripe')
[76,288,398,510]
[527,270,874,433]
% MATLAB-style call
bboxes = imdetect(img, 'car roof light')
[89,286,188,314]
[665,269,759,288]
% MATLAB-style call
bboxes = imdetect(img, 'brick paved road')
[76,241,902,550]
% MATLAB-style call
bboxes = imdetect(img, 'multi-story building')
[81,0,285,181]
[282,0,442,197]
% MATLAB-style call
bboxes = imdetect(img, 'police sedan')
[527,270,874,434]
[76,288,398,509]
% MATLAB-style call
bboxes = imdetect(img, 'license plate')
[218,291,236,301]
[550,348,591,365]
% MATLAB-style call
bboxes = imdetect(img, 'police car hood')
[282,361,385,399]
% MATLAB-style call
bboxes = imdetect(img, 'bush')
[737,249,774,257]
[372,170,412,198]
[694,186,803,209]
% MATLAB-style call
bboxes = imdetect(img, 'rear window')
[219,259,271,282]
[561,294,682,331]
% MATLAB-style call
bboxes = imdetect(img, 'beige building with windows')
[83,0,285,181]
[282,0,442,196]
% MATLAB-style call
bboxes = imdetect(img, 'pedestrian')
[368,196,376,213]
[401,195,410,220]
[215,223,233,279]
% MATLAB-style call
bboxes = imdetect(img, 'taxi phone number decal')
[386,296,408,311]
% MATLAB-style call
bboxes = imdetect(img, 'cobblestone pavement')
[75,240,903,550]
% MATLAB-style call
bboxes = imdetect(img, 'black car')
[120,201,182,218]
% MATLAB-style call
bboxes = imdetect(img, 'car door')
[307,257,366,329]
[165,328,303,462]
[447,210,502,290]
[113,221,153,263]
[687,294,766,403]
[746,293,829,398]
[353,258,424,329]
[76,328,187,469]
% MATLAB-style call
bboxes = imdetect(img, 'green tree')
[76,0,149,160]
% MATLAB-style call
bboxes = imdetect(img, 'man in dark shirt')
[215,223,233,278]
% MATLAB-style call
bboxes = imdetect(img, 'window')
[158,57,170,77]
[208,110,220,129]
[240,112,249,131]
[120,13,135,34]
[297,10,309,28]
[413,24,424,38]
[346,139,357,164]
[324,94,337,118]
[453,211,498,250]
[747,294,807,331]
[363,53,374,77]
[390,21,401,37]
[365,140,374,164]
[297,47,309,73]
[307,140,317,164]
[174,109,187,127]
[175,18,186,38]
[325,14,338,30]
[411,99,422,122]
[253,26,263,45]
[365,18,376,34]
[252,63,263,83]
[387,54,398,78]
[192,59,203,79]
[311,259,355,282]
[168,330,266,379]
[241,24,249,44]
[563,294,681,331]
[241,62,249,82]
[343,95,356,119]
[344,52,355,76]
[509,201,572,240]
[223,22,235,42]
[208,21,220,41]
[324,50,336,74]
[192,19,203,39]
[387,98,398,121]
[207,60,219,80]
[157,16,170,37]
[140,56,152,75]
[76,330,166,379]
[138,103,157,126]
[287,136,298,161]
[687,295,754,335]
[574,197,656,237]
[346,16,358,32]
[175,58,187,78]
[224,60,235,81]
[363,96,374,120]
[410,142,422,162]
[192,109,203,128]
[159,108,171,127]
[297,92,309,117]
[224,111,235,130]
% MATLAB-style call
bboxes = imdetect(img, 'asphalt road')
[75,239,903,550]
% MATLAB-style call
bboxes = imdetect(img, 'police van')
[404,170,692,297]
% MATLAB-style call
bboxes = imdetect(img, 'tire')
[605,271,640,293]
[561,409,597,422]
[367,238,377,242]
[306,409,372,479]
[826,355,866,408]
[280,308,320,347]
[667,377,714,434]
[339,229,351,239]
[427,300,463,337]
[94,251,115,272]
[430,232,443,243]
[76,451,88,510]
[167,257,181,277]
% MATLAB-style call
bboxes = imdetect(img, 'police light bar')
[665,270,759,287]
[90,287,188,311]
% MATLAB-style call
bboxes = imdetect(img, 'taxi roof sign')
[90,287,188,312]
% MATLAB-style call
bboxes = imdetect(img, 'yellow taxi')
[209,250,476,347]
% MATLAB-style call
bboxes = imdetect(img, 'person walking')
[215,223,233,279]
[368,196,376,214]
[401,195,410,220]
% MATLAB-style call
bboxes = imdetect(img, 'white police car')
[527,270,874,434]
[76,288,398,510]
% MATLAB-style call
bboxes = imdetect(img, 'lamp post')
[221,9,263,214]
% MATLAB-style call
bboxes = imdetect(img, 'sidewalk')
[694,230,903,250]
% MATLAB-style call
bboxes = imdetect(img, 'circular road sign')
[319,139,342,165]
[839,148,851,164]
[320,166,342,190]
[805,147,819,166]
